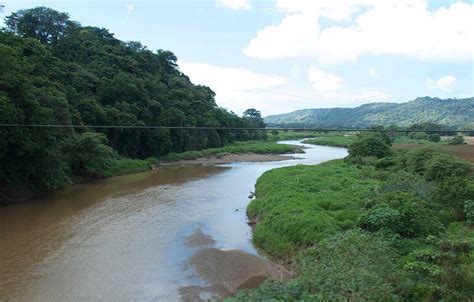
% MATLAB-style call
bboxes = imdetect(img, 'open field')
[394,143,474,163]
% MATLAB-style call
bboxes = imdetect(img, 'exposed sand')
[185,228,217,248]
[179,229,290,301]
[161,153,298,166]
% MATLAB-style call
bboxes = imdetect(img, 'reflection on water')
[0,141,347,301]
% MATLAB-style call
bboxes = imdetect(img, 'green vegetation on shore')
[161,141,302,161]
[266,130,319,141]
[229,132,474,301]
[0,7,267,202]
[302,135,357,147]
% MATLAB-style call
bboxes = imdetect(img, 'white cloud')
[178,61,287,114]
[218,0,251,10]
[178,61,391,115]
[323,90,391,104]
[127,4,134,13]
[308,66,344,91]
[368,68,378,78]
[426,75,456,92]
[243,0,474,63]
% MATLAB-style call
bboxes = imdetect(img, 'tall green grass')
[247,160,382,258]
[103,157,157,177]
[302,135,356,148]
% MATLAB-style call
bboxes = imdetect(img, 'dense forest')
[0,7,265,201]
[265,97,474,129]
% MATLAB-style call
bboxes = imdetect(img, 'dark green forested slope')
[265,97,474,129]
[0,7,265,202]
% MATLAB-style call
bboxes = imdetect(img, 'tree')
[63,132,114,179]
[427,133,441,142]
[0,7,267,201]
[243,108,265,128]
[5,7,79,44]
[348,133,392,159]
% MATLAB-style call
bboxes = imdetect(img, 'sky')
[1,0,473,116]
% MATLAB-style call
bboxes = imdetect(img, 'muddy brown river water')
[0,140,347,301]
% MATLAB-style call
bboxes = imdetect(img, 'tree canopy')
[0,7,263,196]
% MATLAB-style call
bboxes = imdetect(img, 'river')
[0,140,347,301]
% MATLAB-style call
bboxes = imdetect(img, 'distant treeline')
[264,97,474,130]
[269,122,473,136]
[0,7,265,197]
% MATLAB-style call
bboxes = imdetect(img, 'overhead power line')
[0,124,472,133]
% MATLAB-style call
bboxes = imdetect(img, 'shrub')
[424,153,470,182]
[348,133,392,159]
[449,135,466,145]
[295,230,399,301]
[409,132,428,140]
[360,205,403,234]
[465,200,474,226]
[427,133,441,142]
[361,192,441,237]
[434,177,474,220]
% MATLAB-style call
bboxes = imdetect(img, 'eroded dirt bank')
[161,153,298,166]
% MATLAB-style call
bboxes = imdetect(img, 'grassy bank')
[266,130,320,141]
[161,141,303,161]
[228,134,474,301]
[103,157,158,178]
[248,160,380,258]
[302,135,356,147]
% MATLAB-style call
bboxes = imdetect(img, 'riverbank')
[228,135,474,301]
[303,134,474,163]
[160,141,304,162]
[0,140,303,204]
[160,153,297,166]
[1,141,347,301]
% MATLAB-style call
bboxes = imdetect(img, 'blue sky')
[1,0,473,116]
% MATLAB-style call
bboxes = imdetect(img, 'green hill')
[264,97,474,129]
[0,7,265,199]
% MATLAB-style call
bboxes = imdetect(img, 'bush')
[360,205,403,233]
[409,132,428,140]
[465,200,474,226]
[348,133,392,159]
[295,230,399,301]
[434,177,474,220]
[449,135,466,145]
[360,192,441,237]
[427,133,441,142]
[424,153,470,182]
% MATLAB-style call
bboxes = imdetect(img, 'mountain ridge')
[264,97,474,128]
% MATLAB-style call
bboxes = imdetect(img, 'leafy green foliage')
[247,160,379,257]
[449,135,466,145]
[302,134,356,147]
[360,192,441,237]
[0,7,264,199]
[348,132,392,159]
[235,134,474,301]
[63,132,114,179]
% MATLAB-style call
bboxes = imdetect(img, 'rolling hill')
[264,97,474,129]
